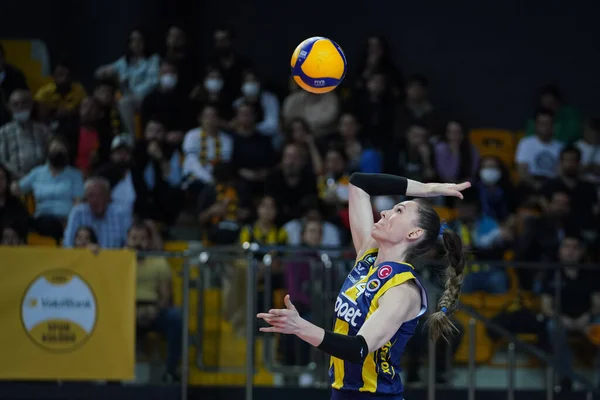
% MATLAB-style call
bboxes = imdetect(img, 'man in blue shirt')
[63,177,132,248]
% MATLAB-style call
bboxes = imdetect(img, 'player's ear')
[406,228,424,241]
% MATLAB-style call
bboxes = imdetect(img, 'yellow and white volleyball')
[290,36,347,94]
[21,270,97,352]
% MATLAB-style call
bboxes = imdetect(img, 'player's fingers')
[259,327,284,333]
[256,313,272,319]
[268,309,288,316]
[284,294,296,311]
[454,181,471,191]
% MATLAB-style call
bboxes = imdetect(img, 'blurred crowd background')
[1,2,599,394]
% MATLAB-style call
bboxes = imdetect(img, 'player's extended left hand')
[257,294,303,335]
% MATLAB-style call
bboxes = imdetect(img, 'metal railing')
[141,246,600,400]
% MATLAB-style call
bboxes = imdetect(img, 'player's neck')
[376,243,409,265]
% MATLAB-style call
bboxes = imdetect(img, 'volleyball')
[290,36,347,94]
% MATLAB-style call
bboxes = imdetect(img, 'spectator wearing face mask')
[11,135,84,240]
[190,65,232,122]
[232,69,280,136]
[476,155,516,222]
[0,89,50,179]
[141,59,195,133]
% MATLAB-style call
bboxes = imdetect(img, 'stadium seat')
[469,129,518,171]
[0,39,52,94]
[432,206,458,222]
[27,232,57,247]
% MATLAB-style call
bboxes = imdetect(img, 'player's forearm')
[296,318,325,347]
[297,319,368,364]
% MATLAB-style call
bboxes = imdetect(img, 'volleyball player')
[257,173,470,399]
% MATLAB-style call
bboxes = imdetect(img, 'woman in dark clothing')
[0,163,29,239]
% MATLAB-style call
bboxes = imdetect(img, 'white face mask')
[204,78,223,93]
[479,167,501,185]
[241,82,260,97]
[160,74,178,90]
[13,110,31,123]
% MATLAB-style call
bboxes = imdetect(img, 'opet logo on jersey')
[334,296,363,327]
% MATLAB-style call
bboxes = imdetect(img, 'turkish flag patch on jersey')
[377,265,393,280]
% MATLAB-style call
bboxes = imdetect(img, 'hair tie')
[441,307,448,314]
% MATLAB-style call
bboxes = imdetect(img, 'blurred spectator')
[93,79,123,136]
[0,43,29,126]
[318,147,350,217]
[128,222,182,382]
[389,123,436,182]
[232,68,280,136]
[182,104,233,192]
[516,108,564,193]
[68,96,111,175]
[320,112,382,173]
[95,134,137,215]
[12,135,84,240]
[351,71,396,149]
[230,103,275,194]
[525,85,582,144]
[435,120,479,183]
[141,59,194,132]
[161,25,199,93]
[0,163,28,235]
[394,74,441,139]
[63,177,132,248]
[353,35,403,97]
[1,221,26,246]
[282,88,339,137]
[541,146,598,232]
[190,65,233,122]
[516,190,578,290]
[0,89,50,179]
[35,58,86,130]
[211,26,252,107]
[575,118,600,185]
[448,194,510,294]
[265,143,318,221]
[95,28,160,135]
[198,162,251,245]
[540,235,600,391]
[476,155,516,222]
[284,117,323,175]
[283,196,341,248]
[132,120,184,226]
[73,225,98,249]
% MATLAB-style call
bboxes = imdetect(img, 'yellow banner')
[0,247,136,380]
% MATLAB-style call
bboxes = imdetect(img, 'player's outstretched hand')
[407,181,471,199]
[257,294,303,335]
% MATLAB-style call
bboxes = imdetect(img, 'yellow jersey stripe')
[331,319,350,389]
[360,271,415,393]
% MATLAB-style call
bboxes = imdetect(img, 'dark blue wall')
[1,0,599,130]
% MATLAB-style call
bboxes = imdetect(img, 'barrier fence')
[1,245,599,400]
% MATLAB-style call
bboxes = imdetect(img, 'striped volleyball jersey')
[329,249,428,396]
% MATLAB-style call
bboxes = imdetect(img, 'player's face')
[372,201,422,245]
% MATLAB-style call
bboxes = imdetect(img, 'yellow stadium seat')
[27,233,57,247]
[0,39,51,94]
[432,206,458,222]
[469,129,517,169]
